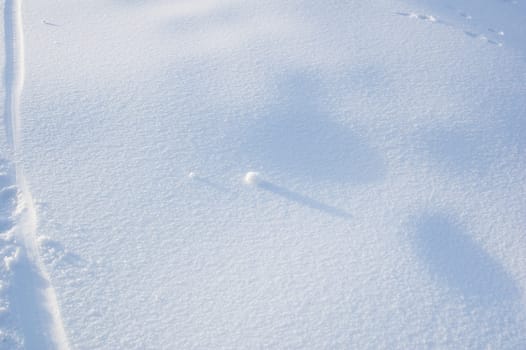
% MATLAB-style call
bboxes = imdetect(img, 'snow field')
[0,0,525,348]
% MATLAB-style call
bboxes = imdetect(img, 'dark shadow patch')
[412,213,519,303]
[242,73,385,184]
[423,126,495,175]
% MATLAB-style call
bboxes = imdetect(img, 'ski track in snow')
[2,1,69,349]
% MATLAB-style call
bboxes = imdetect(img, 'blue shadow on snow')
[243,73,385,184]
[412,213,519,303]
[257,180,352,219]
[423,126,497,176]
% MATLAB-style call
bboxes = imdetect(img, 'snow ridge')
[2,1,69,349]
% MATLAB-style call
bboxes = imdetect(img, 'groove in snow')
[3,1,70,349]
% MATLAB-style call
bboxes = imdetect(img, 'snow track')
[2,1,69,349]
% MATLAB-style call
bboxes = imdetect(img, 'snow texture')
[1,0,526,349]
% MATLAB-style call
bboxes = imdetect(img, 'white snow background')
[1,0,525,349]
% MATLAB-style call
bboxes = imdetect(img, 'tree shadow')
[422,126,495,175]
[411,213,519,303]
[242,72,385,184]
[256,180,351,219]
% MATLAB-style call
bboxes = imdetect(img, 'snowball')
[243,172,260,185]
[188,172,196,179]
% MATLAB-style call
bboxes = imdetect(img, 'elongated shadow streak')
[257,180,351,219]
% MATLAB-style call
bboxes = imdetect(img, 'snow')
[1,0,526,349]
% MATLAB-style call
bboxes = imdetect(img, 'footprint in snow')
[464,31,502,46]
[395,12,438,23]
[396,10,504,47]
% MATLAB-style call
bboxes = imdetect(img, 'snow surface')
[1,0,526,349]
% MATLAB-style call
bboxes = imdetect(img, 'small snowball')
[244,172,260,185]
[188,172,196,179]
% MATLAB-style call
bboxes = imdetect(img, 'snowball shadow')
[256,179,352,219]
[412,213,519,303]
[243,73,385,184]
